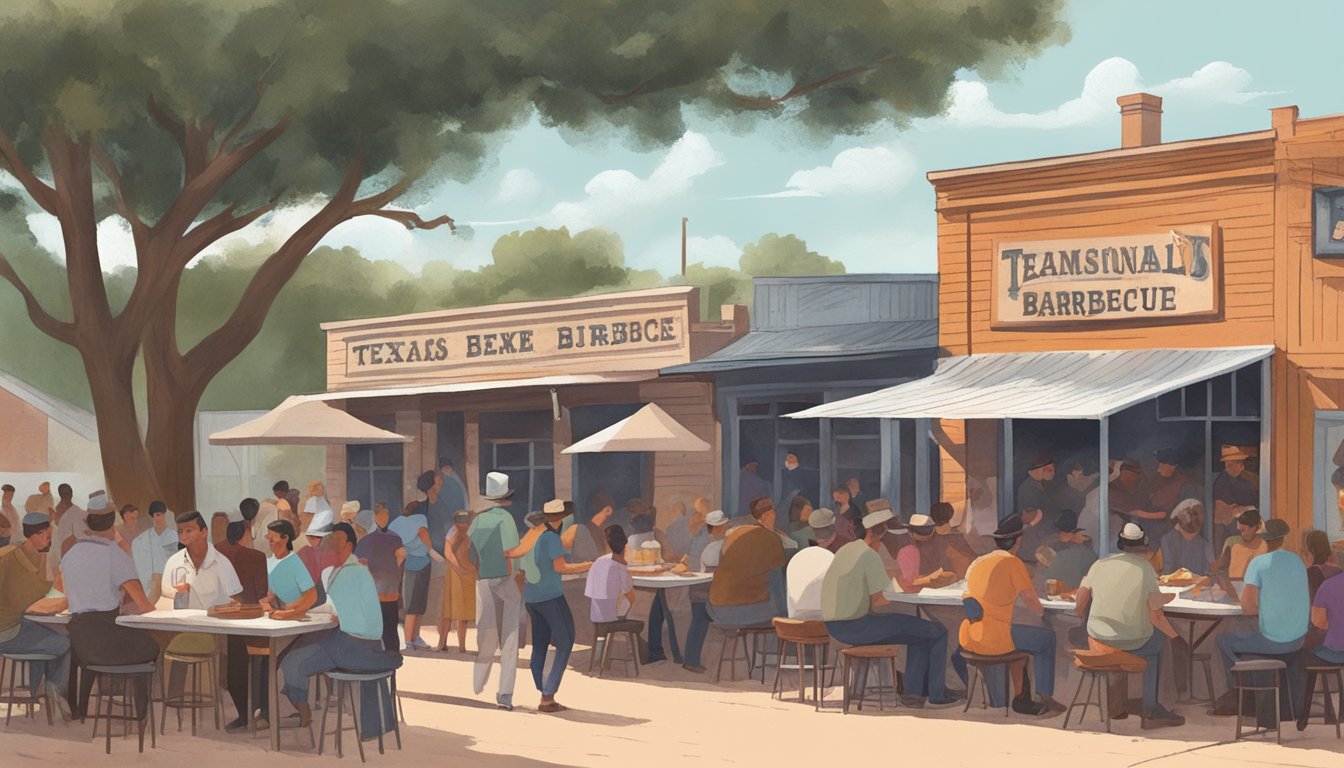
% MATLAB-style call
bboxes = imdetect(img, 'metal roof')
[789,346,1274,421]
[661,319,937,374]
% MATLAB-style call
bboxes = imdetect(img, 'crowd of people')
[3,442,1344,741]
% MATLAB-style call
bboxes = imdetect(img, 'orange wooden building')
[802,93,1344,553]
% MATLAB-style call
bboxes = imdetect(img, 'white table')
[24,612,71,626]
[883,581,1223,613]
[629,572,711,664]
[116,609,337,752]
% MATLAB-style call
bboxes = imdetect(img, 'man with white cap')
[0,512,73,720]
[805,507,852,554]
[681,509,730,673]
[894,512,958,592]
[467,471,523,710]
[298,500,344,608]
[822,505,961,707]
[1074,522,1184,728]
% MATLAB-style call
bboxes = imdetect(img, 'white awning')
[209,397,412,445]
[562,403,710,454]
[789,346,1274,421]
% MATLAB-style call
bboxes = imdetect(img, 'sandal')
[538,701,568,713]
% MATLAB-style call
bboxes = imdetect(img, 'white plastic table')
[116,609,337,752]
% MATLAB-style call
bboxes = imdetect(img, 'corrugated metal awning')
[789,346,1274,421]
[661,319,937,374]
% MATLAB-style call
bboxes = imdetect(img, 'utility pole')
[681,216,688,277]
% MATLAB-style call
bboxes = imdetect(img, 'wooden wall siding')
[638,378,721,525]
[934,419,967,505]
[395,411,422,508]
[752,277,937,331]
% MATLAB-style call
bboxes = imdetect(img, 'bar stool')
[1230,659,1289,744]
[86,662,156,755]
[319,670,401,762]
[244,645,318,746]
[840,645,902,714]
[160,649,222,735]
[1177,652,1217,709]
[1062,653,1146,733]
[960,650,1030,717]
[1298,663,1344,738]
[770,618,832,710]
[711,624,773,683]
[1,652,59,726]
[590,619,643,678]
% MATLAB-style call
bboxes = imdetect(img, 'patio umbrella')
[208,396,412,446]
[562,403,709,454]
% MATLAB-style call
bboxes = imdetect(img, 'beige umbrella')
[209,396,412,446]
[562,403,709,454]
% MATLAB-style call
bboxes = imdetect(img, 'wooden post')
[681,217,688,277]
[1099,417,1110,556]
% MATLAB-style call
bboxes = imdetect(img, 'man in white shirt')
[132,501,177,602]
[159,511,242,696]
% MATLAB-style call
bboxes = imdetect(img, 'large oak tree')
[0,0,1066,511]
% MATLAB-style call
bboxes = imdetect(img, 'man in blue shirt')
[468,471,522,710]
[279,523,401,738]
[524,500,592,713]
[389,488,442,650]
[1214,517,1309,716]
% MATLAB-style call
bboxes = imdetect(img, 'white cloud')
[630,233,741,273]
[494,168,542,205]
[541,132,724,231]
[27,212,139,271]
[729,145,916,200]
[933,57,1275,130]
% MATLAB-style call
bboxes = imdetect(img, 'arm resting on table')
[1312,605,1328,631]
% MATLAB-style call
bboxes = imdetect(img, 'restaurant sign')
[993,226,1219,326]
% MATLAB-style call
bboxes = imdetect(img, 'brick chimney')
[1117,93,1162,148]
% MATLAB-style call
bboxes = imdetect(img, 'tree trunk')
[82,349,162,512]
[143,387,204,514]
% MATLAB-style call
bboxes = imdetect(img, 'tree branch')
[91,142,149,251]
[601,77,656,106]
[728,55,896,109]
[0,125,58,214]
[0,249,76,345]
[217,58,279,157]
[147,95,187,153]
[175,199,277,264]
[364,208,456,231]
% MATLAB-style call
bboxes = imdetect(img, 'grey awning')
[662,319,937,374]
[789,346,1274,421]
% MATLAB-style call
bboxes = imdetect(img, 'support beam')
[1260,357,1272,518]
[1099,417,1110,556]
[915,418,931,515]
[1001,419,1014,521]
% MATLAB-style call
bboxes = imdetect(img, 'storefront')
[797,94,1344,552]
[312,286,743,531]
[663,275,938,520]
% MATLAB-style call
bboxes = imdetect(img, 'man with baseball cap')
[1039,509,1097,589]
[805,507,852,554]
[1213,517,1308,717]
[821,505,962,707]
[0,512,73,719]
[468,471,523,710]
[1075,522,1184,728]
[682,510,731,673]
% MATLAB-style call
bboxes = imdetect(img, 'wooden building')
[316,286,743,529]
[802,93,1344,551]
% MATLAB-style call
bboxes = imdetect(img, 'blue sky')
[28,1,1342,278]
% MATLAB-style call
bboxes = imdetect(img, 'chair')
[960,650,1030,717]
[590,619,643,678]
[319,670,401,762]
[1,652,60,726]
[1062,653,1146,733]
[711,624,774,683]
[86,662,157,755]
[1231,659,1289,744]
[771,618,832,710]
[1298,663,1344,738]
[839,645,902,714]
[160,649,222,735]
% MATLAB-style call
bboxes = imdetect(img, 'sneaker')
[898,694,927,708]
[645,651,668,664]
[404,642,417,652]
[1039,695,1067,714]
[538,701,568,713]
[496,694,514,711]
[45,684,72,723]
[253,716,270,732]
[1141,708,1186,729]
[681,664,707,674]
[1012,697,1049,716]
[925,697,963,710]
[411,637,431,650]
[224,717,249,734]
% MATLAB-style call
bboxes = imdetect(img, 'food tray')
[207,603,266,620]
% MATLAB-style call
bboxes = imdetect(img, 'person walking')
[468,472,523,711]
[523,500,592,712]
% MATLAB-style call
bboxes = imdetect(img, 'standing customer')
[355,506,407,653]
[437,509,477,653]
[524,500,592,712]
[389,491,441,650]
[468,472,523,711]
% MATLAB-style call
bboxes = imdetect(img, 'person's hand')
[273,608,305,621]
[174,582,191,594]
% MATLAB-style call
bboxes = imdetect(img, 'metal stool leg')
[627,631,641,677]
[348,682,366,763]
[318,676,332,756]
[1100,673,1110,733]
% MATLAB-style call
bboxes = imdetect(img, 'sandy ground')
[6,624,1344,767]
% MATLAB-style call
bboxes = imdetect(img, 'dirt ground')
[5,626,1344,767]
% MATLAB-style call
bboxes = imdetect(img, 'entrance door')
[1315,411,1344,545]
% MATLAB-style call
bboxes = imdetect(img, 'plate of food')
[1158,568,1208,588]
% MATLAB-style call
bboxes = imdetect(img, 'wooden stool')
[1,653,59,726]
[591,619,643,679]
[1297,664,1344,738]
[160,650,222,735]
[711,624,773,683]
[1231,659,1288,744]
[244,645,318,746]
[840,645,902,714]
[320,670,401,763]
[960,650,1030,717]
[771,618,832,710]
[1062,654,1146,733]
[86,662,156,755]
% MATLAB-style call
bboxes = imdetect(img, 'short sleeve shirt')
[1244,549,1309,643]
[959,551,1034,655]
[709,525,786,608]
[821,541,891,622]
[1080,552,1158,651]
[325,556,384,641]
[388,514,429,571]
[468,506,522,580]
[267,551,316,605]
[585,554,633,623]
[523,530,565,604]
[65,537,140,613]
[162,545,243,610]
[354,530,403,596]
[1313,572,1344,651]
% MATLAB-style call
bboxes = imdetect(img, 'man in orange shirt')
[953,514,1062,716]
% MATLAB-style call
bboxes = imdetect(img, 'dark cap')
[991,514,1025,540]
[1155,447,1181,466]
[748,497,775,519]
[1053,509,1082,533]
[1027,454,1054,471]
[1120,457,1143,473]
[1237,507,1262,527]
[1261,518,1290,541]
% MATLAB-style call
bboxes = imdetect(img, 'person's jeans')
[473,575,522,700]
[1129,630,1169,713]
[951,624,1056,707]
[683,602,712,668]
[646,594,667,658]
[0,619,71,692]
[707,600,781,628]
[1315,646,1344,664]
[379,600,400,653]
[225,635,268,721]
[526,596,575,696]
[279,630,402,739]
[1216,630,1304,689]
[826,612,950,702]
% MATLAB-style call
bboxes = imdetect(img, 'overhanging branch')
[364,208,456,231]
[0,126,58,214]
[0,249,75,345]
[727,55,896,109]
[92,143,149,251]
